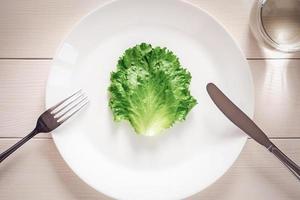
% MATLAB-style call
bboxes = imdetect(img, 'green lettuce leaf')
[108,43,197,136]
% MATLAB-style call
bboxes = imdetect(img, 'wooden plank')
[0,0,299,59]
[0,60,51,138]
[0,138,299,200]
[250,59,300,138]
[0,0,105,59]
[1,60,299,138]
[191,139,300,200]
[0,138,110,200]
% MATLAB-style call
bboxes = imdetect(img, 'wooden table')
[0,0,299,199]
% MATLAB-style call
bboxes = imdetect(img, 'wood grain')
[251,60,300,138]
[0,0,105,59]
[0,138,110,200]
[0,60,51,138]
[0,59,299,138]
[191,138,300,200]
[0,138,299,200]
[0,1,300,199]
[0,0,299,59]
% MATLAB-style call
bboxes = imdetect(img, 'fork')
[0,90,89,163]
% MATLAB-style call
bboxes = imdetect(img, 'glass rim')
[256,0,300,52]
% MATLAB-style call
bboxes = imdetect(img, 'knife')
[206,83,300,181]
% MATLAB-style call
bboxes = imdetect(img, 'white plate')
[46,0,254,199]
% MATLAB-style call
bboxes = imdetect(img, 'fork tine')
[51,93,85,115]
[58,100,89,124]
[56,96,88,119]
[49,89,82,111]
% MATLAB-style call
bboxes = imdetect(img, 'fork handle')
[0,129,38,163]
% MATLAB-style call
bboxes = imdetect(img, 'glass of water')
[250,0,300,52]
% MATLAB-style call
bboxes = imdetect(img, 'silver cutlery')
[0,90,88,163]
[207,83,300,181]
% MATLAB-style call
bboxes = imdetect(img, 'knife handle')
[269,142,300,181]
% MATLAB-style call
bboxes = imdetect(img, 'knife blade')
[206,82,272,148]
